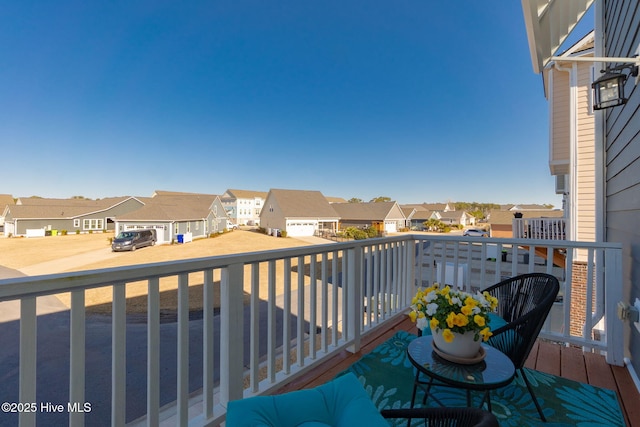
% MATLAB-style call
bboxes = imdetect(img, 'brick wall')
[570,261,596,337]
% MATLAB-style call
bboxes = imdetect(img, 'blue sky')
[1,1,592,207]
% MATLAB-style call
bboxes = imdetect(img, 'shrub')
[343,227,368,240]
[364,227,379,238]
[61,229,68,235]
[280,230,288,238]
[75,229,80,234]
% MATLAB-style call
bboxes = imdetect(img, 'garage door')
[286,222,316,237]
[124,224,167,244]
[384,221,397,233]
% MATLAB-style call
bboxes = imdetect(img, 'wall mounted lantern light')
[550,54,640,111]
[592,63,638,110]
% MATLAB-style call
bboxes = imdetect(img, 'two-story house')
[221,189,268,226]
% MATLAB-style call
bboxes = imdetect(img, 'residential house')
[435,210,476,227]
[401,205,437,230]
[332,201,406,233]
[401,207,417,230]
[259,189,340,237]
[523,0,640,384]
[325,196,348,204]
[506,204,556,211]
[538,30,596,245]
[0,194,15,232]
[2,197,144,237]
[220,189,268,226]
[115,192,228,244]
[403,202,454,212]
[424,202,454,212]
[488,209,565,238]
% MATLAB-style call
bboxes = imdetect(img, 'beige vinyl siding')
[551,69,570,175]
[575,62,596,243]
[259,193,286,231]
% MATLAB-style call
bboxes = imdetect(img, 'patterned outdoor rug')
[339,331,625,427]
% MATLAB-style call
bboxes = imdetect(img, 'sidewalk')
[17,247,118,276]
[0,266,69,323]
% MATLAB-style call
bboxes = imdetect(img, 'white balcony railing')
[0,234,622,426]
[512,217,566,240]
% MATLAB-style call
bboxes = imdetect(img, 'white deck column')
[220,263,245,405]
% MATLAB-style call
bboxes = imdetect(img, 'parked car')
[463,228,489,237]
[227,222,238,230]
[112,229,156,251]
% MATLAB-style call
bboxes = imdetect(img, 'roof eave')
[522,0,594,74]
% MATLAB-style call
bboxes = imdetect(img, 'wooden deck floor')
[276,316,640,427]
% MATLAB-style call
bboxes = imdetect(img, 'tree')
[370,196,391,203]
[423,218,442,232]
[453,202,500,219]
[469,210,484,220]
[348,198,363,203]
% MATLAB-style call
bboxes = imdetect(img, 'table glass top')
[407,336,515,389]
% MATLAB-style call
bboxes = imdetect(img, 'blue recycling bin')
[177,234,184,243]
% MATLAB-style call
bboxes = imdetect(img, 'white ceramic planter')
[430,327,481,358]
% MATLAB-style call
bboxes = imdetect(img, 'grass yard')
[0,230,331,315]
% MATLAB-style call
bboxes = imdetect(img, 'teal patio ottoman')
[225,372,388,427]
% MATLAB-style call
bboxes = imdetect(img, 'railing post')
[112,283,126,427]
[19,297,37,427]
[220,263,245,405]
[147,278,160,425]
[346,246,362,353]
[406,239,416,307]
[69,290,86,427]
[177,273,189,425]
[605,247,624,366]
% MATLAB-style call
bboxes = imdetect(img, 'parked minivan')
[112,229,156,252]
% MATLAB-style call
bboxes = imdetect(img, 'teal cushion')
[225,373,388,427]
[488,312,508,330]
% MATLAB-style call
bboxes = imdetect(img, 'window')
[73,219,80,228]
[83,218,104,230]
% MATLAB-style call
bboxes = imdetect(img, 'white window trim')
[82,218,104,230]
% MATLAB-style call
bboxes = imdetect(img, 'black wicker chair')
[483,272,560,422]
[381,407,499,427]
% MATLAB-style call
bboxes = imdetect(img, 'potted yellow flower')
[408,284,499,358]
